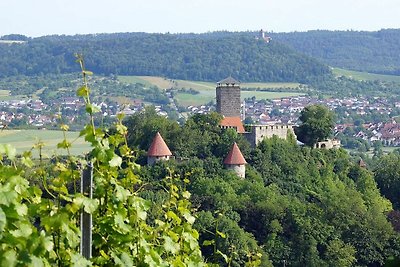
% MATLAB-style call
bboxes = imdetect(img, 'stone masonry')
[216,77,241,117]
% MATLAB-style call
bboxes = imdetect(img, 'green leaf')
[71,252,92,267]
[112,252,134,267]
[109,155,122,167]
[202,240,215,246]
[116,124,127,135]
[216,230,226,238]
[1,250,17,267]
[83,70,93,76]
[217,249,229,263]
[115,185,130,202]
[182,191,191,199]
[0,207,6,233]
[10,222,32,238]
[60,124,69,131]
[15,203,28,216]
[57,139,71,149]
[85,103,101,114]
[183,212,195,224]
[114,213,130,233]
[77,86,89,97]
[30,256,44,267]
[164,236,180,254]
[83,198,99,214]
[0,144,16,160]
[0,190,17,206]
[21,156,34,168]
[166,211,182,225]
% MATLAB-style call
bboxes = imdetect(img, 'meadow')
[0,129,91,157]
[332,68,400,83]
[118,76,304,106]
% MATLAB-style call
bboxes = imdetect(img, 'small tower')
[216,76,241,117]
[147,132,172,166]
[224,142,247,179]
[358,158,367,168]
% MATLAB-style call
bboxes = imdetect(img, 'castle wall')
[216,85,241,117]
[245,124,296,147]
[314,139,341,149]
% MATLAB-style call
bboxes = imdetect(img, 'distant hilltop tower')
[257,29,272,43]
[216,76,241,117]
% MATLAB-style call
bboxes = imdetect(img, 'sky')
[1,0,399,37]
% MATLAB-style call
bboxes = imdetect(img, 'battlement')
[244,124,296,147]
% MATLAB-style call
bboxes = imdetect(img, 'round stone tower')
[224,142,247,179]
[147,132,172,166]
[216,76,241,117]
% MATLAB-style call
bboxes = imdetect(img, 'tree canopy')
[295,104,335,146]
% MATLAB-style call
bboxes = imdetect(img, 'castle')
[146,77,296,178]
[215,76,296,147]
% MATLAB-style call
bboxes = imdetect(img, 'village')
[2,85,400,147]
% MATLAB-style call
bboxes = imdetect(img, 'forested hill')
[0,33,329,82]
[270,29,400,75]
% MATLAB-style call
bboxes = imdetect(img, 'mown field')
[118,76,304,106]
[332,68,400,83]
[0,130,91,157]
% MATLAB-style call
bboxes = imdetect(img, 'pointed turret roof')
[217,76,240,86]
[358,158,367,168]
[224,142,247,165]
[147,132,172,157]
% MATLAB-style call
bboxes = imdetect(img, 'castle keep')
[216,77,241,117]
[215,77,296,147]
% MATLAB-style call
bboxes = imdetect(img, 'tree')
[295,104,335,147]
[374,153,400,209]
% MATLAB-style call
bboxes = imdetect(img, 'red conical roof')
[224,142,246,165]
[147,132,172,157]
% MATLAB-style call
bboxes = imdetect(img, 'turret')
[224,142,246,178]
[147,132,172,166]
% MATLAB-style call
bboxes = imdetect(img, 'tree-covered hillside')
[0,33,329,82]
[126,109,400,266]
[271,29,400,75]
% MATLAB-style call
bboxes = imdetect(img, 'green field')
[0,130,91,158]
[332,68,400,83]
[118,75,304,106]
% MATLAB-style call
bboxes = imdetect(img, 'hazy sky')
[1,0,399,37]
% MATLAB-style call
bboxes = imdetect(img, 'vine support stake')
[80,162,93,259]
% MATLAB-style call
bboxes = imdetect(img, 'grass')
[118,75,305,106]
[332,68,400,83]
[0,129,91,158]
[175,91,305,106]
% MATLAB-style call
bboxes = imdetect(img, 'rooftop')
[147,132,172,157]
[217,76,240,86]
[224,142,247,165]
[220,116,246,133]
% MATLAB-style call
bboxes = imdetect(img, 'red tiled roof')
[224,142,246,165]
[220,116,245,133]
[147,132,172,157]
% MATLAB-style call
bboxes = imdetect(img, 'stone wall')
[245,124,296,147]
